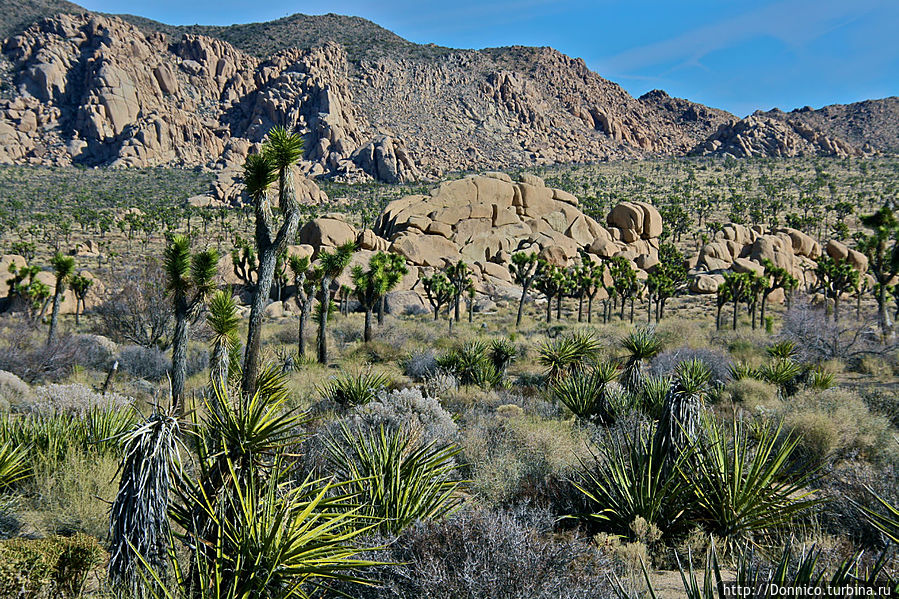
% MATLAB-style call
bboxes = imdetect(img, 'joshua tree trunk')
[454,295,461,322]
[545,299,552,323]
[578,296,584,322]
[210,341,229,394]
[629,298,635,323]
[516,285,528,328]
[833,293,841,322]
[468,299,473,323]
[363,307,373,343]
[318,276,332,364]
[556,294,562,320]
[298,307,309,357]
[170,306,189,414]
[877,285,894,339]
[732,297,739,330]
[751,301,758,330]
[587,296,594,323]
[378,295,386,325]
[47,287,62,345]
[242,248,278,395]
[647,296,652,324]
[760,291,769,327]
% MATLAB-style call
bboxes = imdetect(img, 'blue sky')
[78,0,898,117]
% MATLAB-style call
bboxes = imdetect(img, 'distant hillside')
[0,0,891,202]
[757,97,899,153]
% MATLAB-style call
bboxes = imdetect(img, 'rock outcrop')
[691,115,867,159]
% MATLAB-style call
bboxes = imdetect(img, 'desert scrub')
[316,368,393,406]
[460,407,591,510]
[720,377,780,411]
[650,346,733,388]
[327,505,618,599]
[0,370,33,412]
[0,533,104,599]
[779,387,899,464]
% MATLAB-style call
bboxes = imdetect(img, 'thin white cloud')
[599,0,883,75]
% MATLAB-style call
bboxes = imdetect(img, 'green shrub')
[436,339,513,389]
[784,411,839,465]
[538,331,601,381]
[550,361,619,424]
[720,378,779,410]
[325,424,465,533]
[0,533,104,598]
[317,369,393,406]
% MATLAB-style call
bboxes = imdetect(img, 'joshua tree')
[747,272,770,330]
[164,235,219,414]
[69,273,93,326]
[445,261,473,323]
[715,281,731,330]
[509,251,542,328]
[316,242,355,364]
[353,251,407,343]
[207,290,240,393]
[576,255,604,324]
[720,271,752,330]
[647,243,688,322]
[422,272,456,326]
[857,204,899,338]
[230,237,258,288]
[241,127,305,396]
[288,255,318,358]
[533,261,566,323]
[47,252,75,344]
[759,259,798,326]
[609,256,639,322]
[814,255,859,322]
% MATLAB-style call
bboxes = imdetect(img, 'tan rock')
[299,217,357,251]
[539,245,569,267]
[691,274,725,294]
[607,202,643,232]
[634,201,663,238]
[825,240,849,261]
[357,230,390,252]
[390,233,460,268]
[426,221,453,238]
[732,257,765,276]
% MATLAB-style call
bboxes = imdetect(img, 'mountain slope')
[0,0,889,201]
[757,98,899,153]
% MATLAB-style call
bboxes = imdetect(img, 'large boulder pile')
[690,223,869,297]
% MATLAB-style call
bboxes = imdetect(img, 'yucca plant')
[689,418,820,550]
[656,359,710,471]
[317,369,393,407]
[727,362,758,381]
[85,403,138,455]
[573,419,689,537]
[108,411,181,599]
[538,330,601,381]
[146,457,380,599]
[806,366,835,390]
[207,290,241,394]
[620,327,663,395]
[325,424,465,534]
[550,360,620,424]
[488,338,517,374]
[0,441,30,489]
[758,359,803,397]
[615,540,899,599]
[766,340,799,360]
[640,375,671,420]
[856,486,899,543]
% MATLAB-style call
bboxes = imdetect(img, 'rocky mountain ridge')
[0,1,893,203]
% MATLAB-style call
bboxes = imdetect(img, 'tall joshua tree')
[241,127,305,396]
[446,261,472,323]
[316,242,355,364]
[422,272,456,327]
[288,255,318,359]
[857,204,899,339]
[47,252,75,344]
[164,235,219,414]
[509,251,542,328]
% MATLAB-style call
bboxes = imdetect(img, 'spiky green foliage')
[574,419,688,537]
[728,362,758,381]
[766,340,799,360]
[656,359,710,468]
[689,419,820,548]
[757,359,802,396]
[436,340,511,389]
[0,441,30,490]
[640,375,671,420]
[352,251,408,342]
[207,291,241,392]
[108,412,181,598]
[815,255,860,322]
[538,330,601,381]
[620,326,663,394]
[550,360,620,424]
[857,203,899,338]
[317,370,393,407]
[857,487,899,544]
[325,424,464,534]
[807,366,835,390]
